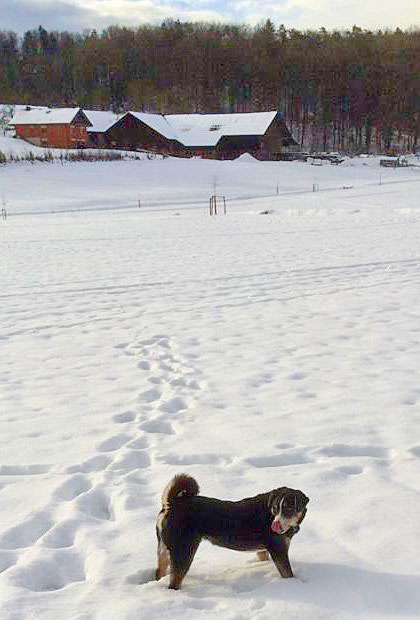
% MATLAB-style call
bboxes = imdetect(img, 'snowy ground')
[1,144,420,619]
[1,135,419,215]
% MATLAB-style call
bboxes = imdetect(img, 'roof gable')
[84,110,122,133]
[124,112,178,141]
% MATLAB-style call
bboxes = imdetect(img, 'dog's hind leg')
[168,536,200,590]
[266,535,293,578]
[156,541,170,580]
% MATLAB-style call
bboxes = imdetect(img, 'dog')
[155,473,309,589]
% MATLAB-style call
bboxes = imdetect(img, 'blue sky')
[2,0,419,34]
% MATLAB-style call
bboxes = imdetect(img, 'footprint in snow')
[66,454,112,473]
[41,519,80,549]
[96,433,131,453]
[148,376,162,384]
[52,474,92,501]
[112,411,136,424]
[140,418,174,435]
[321,465,364,481]
[138,388,161,403]
[317,444,389,459]
[246,450,311,468]
[287,371,306,381]
[159,397,188,413]
[108,450,150,472]
[126,436,149,450]
[0,512,53,550]
[0,464,50,476]
[8,549,85,592]
[75,488,113,521]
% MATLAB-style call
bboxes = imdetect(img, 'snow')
[127,111,180,141]
[119,111,278,147]
[84,110,122,133]
[1,135,419,216]
[1,140,420,620]
[167,111,278,146]
[10,107,82,126]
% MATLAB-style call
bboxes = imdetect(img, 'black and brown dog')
[156,474,309,589]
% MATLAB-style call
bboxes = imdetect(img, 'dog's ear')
[292,490,309,512]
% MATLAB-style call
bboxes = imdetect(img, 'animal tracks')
[66,454,112,474]
[0,333,204,592]
[97,433,132,453]
[108,450,150,472]
[0,464,51,476]
[159,396,189,413]
[316,444,389,459]
[9,549,86,592]
[53,474,92,501]
[42,519,80,548]
[140,418,174,434]
[0,512,53,550]
[112,410,136,424]
[244,442,393,483]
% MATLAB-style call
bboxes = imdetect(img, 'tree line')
[1,21,419,152]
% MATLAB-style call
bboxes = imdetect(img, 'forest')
[0,21,419,152]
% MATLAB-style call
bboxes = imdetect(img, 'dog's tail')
[162,474,199,510]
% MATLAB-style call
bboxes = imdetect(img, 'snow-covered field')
[1,139,420,619]
[1,135,419,215]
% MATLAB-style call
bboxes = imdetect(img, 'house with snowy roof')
[101,111,182,154]
[10,106,298,159]
[10,107,91,149]
[167,111,297,159]
[103,110,297,160]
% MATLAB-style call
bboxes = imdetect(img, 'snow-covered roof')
[84,110,121,133]
[11,107,83,125]
[166,111,278,147]
[124,110,278,147]
[9,106,282,147]
[126,112,179,141]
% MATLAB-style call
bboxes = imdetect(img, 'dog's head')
[268,487,309,535]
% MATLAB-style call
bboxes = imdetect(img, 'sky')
[1,0,419,34]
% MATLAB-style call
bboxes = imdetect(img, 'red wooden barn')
[11,107,91,149]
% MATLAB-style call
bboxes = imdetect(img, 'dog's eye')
[282,496,296,515]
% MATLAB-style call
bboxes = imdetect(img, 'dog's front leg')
[266,535,293,578]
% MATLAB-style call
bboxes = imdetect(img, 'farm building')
[10,107,91,149]
[10,106,298,160]
[90,110,297,160]
[103,112,184,155]
[167,111,297,159]
[83,110,122,148]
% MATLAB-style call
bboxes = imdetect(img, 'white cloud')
[3,0,419,32]
[230,0,420,30]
